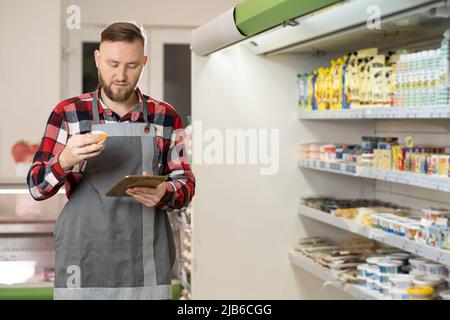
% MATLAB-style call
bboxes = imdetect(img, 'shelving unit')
[298,159,450,192]
[298,106,450,120]
[192,0,450,299]
[289,251,385,300]
[291,0,450,300]
[298,205,450,265]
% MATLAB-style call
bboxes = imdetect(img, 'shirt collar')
[93,86,145,121]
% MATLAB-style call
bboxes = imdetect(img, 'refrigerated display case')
[191,0,450,299]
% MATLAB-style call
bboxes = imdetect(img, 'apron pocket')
[80,239,144,288]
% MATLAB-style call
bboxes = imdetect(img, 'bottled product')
[298,29,450,111]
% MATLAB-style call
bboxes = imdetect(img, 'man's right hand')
[58,133,105,171]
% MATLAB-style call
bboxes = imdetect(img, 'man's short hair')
[101,21,146,48]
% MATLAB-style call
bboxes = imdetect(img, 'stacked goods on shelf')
[179,205,192,300]
[297,29,450,111]
[294,237,387,282]
[298,136,450,178]
[302,197,411,224]
[301,197,450,252]
[357,254,450,300]
[294,237,450,300]
[396,29,450,108]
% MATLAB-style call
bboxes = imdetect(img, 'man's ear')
[94,49,100,68]
[144,56,148,66]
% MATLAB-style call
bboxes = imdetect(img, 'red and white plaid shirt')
[27,87,195,211]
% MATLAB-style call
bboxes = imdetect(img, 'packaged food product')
[391,287,409,300]
[380,283,391,297]
[357,276,367,287]
[422,208,450,223]
[404,224,419,240]
[378,260,403,274]
[366,278,378,291]
[409,257,430,273]
[425,262,448,277]
[357,264,369,277]
[413,275,446,293]
[379,272,393,284]
[407,286,434,300]
[370,55,386,108]
[438,155,450,177]
[390,274,415,290]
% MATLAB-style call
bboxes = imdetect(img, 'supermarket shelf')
[298,106,450,120]
[298,159,450,193]
[289,251,385,300]
[298,205,450,266]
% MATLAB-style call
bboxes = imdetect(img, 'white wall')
[0,0,62,182]
[71,0,243,27]
[0,0,241,182]
[191,45,375,299]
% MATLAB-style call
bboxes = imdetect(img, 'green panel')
[235,0,342,36]
[0,284,181,300]
[172,283,182,300]
[0,287,53,300]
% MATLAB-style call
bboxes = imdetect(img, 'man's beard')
[98,71,136,102]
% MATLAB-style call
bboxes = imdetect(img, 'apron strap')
[92,89,101,125]
[92,87,151,129]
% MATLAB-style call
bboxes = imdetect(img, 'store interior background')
[3,0,449,300]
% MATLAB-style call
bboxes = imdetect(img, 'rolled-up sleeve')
[27,104,69,200]
[157,115,195,210]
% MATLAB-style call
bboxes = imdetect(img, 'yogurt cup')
[357,264,369,277]
[380,283,391,297]
[379,273,393,284]
[357,276,367,287]
[425,262,448,277]
[365,265,378,279]
[378,260,403,274]
[373,270,381,282]
[391,287,409,300]
[367,278,378,291]
[414,276,446,293]
[390,274,415,289]
[366,256,386,266]
[409,257,430,273]
[407,286,434,300]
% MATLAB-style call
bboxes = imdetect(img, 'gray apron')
[53,89,176,300]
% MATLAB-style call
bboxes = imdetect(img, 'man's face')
[95,40,147,102]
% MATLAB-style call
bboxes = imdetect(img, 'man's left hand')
[126,171,168,207]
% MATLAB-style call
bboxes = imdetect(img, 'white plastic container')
[378,260,403,274]
[425,262,448,277]
[365,265,378,279]
[391,287,409,300]
[414,276,446,293]
[380,283,391,297]
[380,273,393,284]
[409,257,429,273]
[367,278,378,291]
[357,264,369,277]
[357,276,367,287]
[390,274,415,289]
